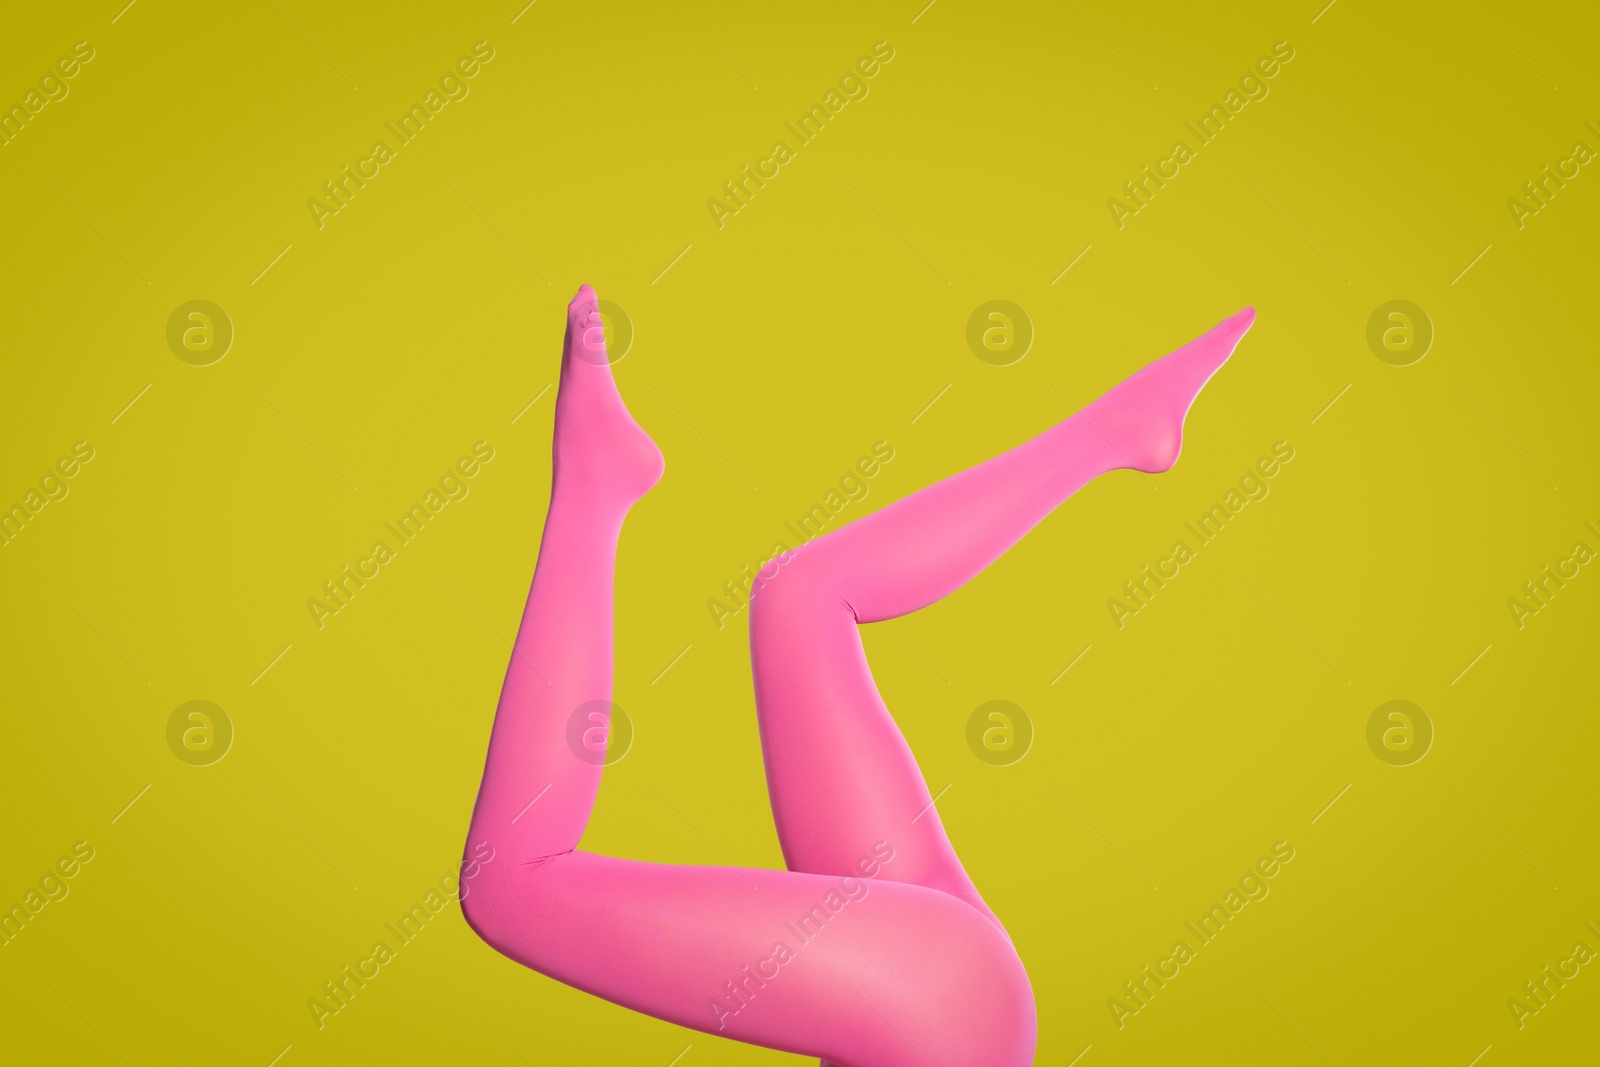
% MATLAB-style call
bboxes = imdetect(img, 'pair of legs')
[460,288,1255,1066]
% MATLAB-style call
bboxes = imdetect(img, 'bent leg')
[749,310,1256,918]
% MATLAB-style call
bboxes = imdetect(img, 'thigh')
[464,850,1037,1067]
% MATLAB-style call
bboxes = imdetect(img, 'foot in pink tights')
[1084,306,1255,473]
[552,285,664,509]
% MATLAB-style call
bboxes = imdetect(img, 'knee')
[458,850,566,962]
[458,862,513,954]
[745,547,801,619]
[746,545,842,632]
[457,841,512,950]
[913,909,1038,1065]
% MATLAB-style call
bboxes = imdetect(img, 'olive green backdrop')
[1,1,1596,1064]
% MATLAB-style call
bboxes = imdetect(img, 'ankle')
[1061,397,1155,474]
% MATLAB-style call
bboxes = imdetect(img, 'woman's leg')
[461,286,664,863]
[461,289,1034,1067]
[748,309,1256,923]
[467,852,1035,1066]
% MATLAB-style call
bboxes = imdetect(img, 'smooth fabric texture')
[460,287,1255,1066]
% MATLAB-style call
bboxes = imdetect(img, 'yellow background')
[2,1,1596,1064]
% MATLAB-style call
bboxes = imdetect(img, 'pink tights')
[460,288,1255,1066]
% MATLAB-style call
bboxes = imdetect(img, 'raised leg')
[462,285,664,864]
[748,309,1256,924]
